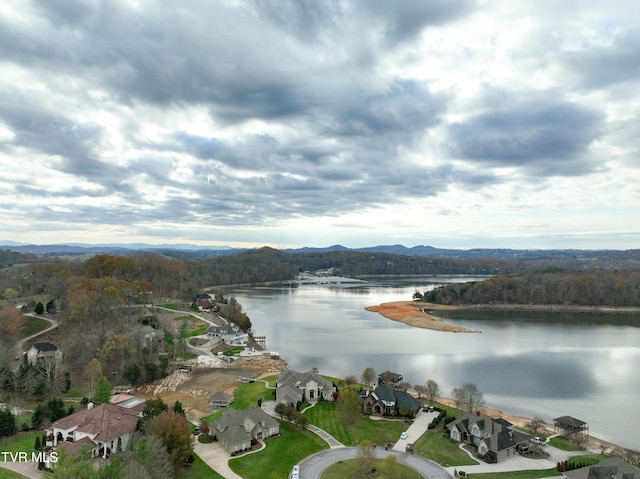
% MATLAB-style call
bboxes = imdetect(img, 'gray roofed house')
[564,457,640,479]
[447,413,534,463]
[211,407,280,454]
[362,384,421,417]
[275,369,335,404]
[27,341,62,365]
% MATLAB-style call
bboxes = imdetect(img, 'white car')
[400,432,408,440]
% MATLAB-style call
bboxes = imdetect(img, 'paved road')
[299,447,451,479]
[391,409,439,451]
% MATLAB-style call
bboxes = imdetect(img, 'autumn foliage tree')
[151,410,194,467]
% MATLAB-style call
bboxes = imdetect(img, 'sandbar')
[365,301,479,333]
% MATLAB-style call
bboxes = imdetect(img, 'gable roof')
[449,413,531,453]
[368,384,420,411]
[277,369,334,392]
[212,407,278,446]
[564,457,640,479]
[554,415,587,428]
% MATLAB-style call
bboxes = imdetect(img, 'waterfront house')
[275,369,336,404]
[362,384,420,416]
[211,407,279,454]
[447,413,533,462]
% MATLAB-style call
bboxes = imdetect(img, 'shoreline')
[364,301,480,333]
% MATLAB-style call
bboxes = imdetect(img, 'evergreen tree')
[34,301,44,314]
[0,408,16,438]
[172,400,185,416]
[93,376,112,405]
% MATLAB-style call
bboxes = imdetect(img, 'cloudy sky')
[1,1,639,249]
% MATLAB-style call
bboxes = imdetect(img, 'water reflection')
[231,278,640,449]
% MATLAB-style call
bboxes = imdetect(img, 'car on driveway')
[400,431,408,440]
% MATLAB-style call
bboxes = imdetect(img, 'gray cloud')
[448,99,604,175]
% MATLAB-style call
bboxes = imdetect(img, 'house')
[208,324,248,345]
[193,293,216,311]
[554,415,589,442]
[377,371,403,387]
[211,407,279,454]
[46,403,141,458]
[209,391,232,409]
[362,384,420,417]
[275,369,335,404]
[564,456,640,479]
[447,413,533,462]
[27,342,62,365]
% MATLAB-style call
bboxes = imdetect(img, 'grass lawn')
[229,421,328,479]
[0,468,28,479]
[462,468,560,478]
[321,458,425,479]
[411,428,477,467]
[20,315,50,338]
[566,454,609,467]
[0,431,41,456]
[304,402,407,446]
[199,379,275,423]
[548,437,585,451]
[175,454,225,479]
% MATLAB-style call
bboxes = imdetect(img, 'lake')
[228,276,640,450]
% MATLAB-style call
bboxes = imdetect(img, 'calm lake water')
[229,276,640,449]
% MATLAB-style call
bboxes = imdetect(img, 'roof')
[210,391,232,402]
[32,342,58,352]
[212,407,278,447]
[449,413,530,453]
[55,436,96,456]
[564,457,640,479]
[277,369,334,392]
[378,371,403,383]
[554,415,587,428]
[367,385,420,411]
[50,404,140,444]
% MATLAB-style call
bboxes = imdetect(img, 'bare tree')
[452,383,485,413]
[425,379,442,404]
[526,416,546,434]
[361,367,376,388]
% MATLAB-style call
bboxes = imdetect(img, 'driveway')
[193,440,244,479]
[392,409,439,451]
[299,447,451,479]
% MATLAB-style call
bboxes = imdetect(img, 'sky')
[1,1,639,250]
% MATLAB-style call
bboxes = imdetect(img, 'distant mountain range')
[1,240,638,262]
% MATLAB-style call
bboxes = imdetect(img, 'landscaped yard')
[548,437,585,451]
[175,454,225,479]
[411,428,478,467]
[320,458,425,479]
[229,421,328,479]
[0,468,28,479]
[566,454,609,468]
[303,402,407,446]
[20,315,50,338]
[0,431,40,455]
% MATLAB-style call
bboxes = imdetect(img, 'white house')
[46,403,140,458]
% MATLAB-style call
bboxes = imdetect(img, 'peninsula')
[365,301,479,333]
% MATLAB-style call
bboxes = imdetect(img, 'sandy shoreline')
[365,301,480,333]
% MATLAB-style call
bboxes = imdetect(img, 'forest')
[418,268,640,307]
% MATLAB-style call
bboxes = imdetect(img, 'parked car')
[400,432,408,440]
[192,427,201,436]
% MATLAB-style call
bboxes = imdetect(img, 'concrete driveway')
[392,409,439,451]
[193,440,244,479]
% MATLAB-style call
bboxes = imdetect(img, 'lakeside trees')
[421,268,640,307]
[452,383,485,414]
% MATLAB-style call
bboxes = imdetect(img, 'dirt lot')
[136,357,286,421]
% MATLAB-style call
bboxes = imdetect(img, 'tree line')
[417,268,640,307]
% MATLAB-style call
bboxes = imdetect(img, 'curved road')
[299,447,451,479]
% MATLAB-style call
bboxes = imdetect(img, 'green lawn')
[411,429,477,467]
[463,468,560,478]
[0,431,40,456]
[20,315,50,338]
[548,437,585,451]
[321,458,425,479]
[199,379,275,423]
[303,402,407,446]
[175,454,225,479]
[0,468,28,479]
[566,454,609,468]
[229,421,328,479]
